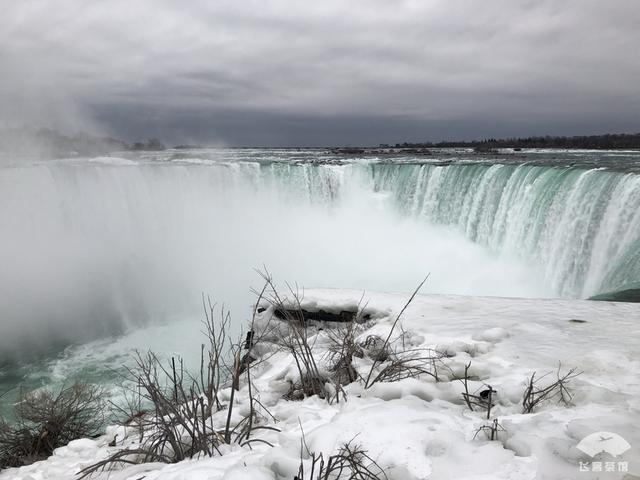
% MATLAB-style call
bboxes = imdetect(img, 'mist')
[0,157,547,360]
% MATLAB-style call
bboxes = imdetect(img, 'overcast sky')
[1,0,639,146]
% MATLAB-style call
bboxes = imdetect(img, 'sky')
[1,0,639,146]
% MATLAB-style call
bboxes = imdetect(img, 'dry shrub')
[79,286,279,478]
[367,347,446,386]
[295,439,387,480]
[257,270,328,399]
[456,362,497,419]
[359,335,390,363]
[522,364,581,413]
[261,274,433,396]
[473,418,506,442]
[0,383,105,468]
[363,276,429,389]
[325,300,368,386]
[280,316,327,399]
[80,348,233,477]
[326,328,362,386]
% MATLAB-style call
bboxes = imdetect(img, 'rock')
[273,308,369,324]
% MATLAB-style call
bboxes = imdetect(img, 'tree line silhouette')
[390,133,640,150]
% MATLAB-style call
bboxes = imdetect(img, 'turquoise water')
[366,162,640,297]
[1,147,639,417]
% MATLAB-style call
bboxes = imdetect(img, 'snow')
[2,291,639,479]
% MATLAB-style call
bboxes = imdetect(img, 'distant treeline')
[387,133,640,150]
[0,127,166,158]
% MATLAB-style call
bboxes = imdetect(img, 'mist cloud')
[1,0,639,145]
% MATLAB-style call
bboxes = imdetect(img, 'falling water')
[366,162,640,298]
[1,149,639,401]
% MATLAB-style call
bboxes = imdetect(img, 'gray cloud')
[1,0,639,145]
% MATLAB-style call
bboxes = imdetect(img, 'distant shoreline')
[3,128,640,156]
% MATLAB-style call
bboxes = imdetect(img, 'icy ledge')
[3,291,639,480]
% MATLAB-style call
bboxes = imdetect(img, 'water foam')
[0,157,548,358]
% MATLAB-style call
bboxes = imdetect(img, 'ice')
[2,290,638,479]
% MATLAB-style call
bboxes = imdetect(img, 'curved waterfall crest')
[1,156,638,356]
[362,162,640,297]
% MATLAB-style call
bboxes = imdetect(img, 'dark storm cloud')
[1,0,639,145]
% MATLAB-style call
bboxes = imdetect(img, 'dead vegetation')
[459,362,580,447]
[257,270,329,400]
[1,270,587,476]
[473,418,506,442]
[295,431,387,480]
[259,273,449,399]
[259,273,444,401]
[79,283,279,478]
[363,276,437,389]
[457,362,497,419]
[522,364,581,413]
[366,347,446,386]
[325,321,364,386]
[324,294,368,387]
[0,383,105,469]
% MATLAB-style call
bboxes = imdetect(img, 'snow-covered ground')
[3,291,639,480]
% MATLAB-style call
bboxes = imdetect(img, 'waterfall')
[366,163,640,298]
[1,152,638,357]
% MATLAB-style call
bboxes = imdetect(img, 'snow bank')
[2,291,638,479]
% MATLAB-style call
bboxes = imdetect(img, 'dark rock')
[589,287,640,303]
[273,308,370,324]
[330,148,365,155]
[244,331,254,349]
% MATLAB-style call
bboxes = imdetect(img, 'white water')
[0,157,551,361]
[3,148,640,416]
[369,163,640,297]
